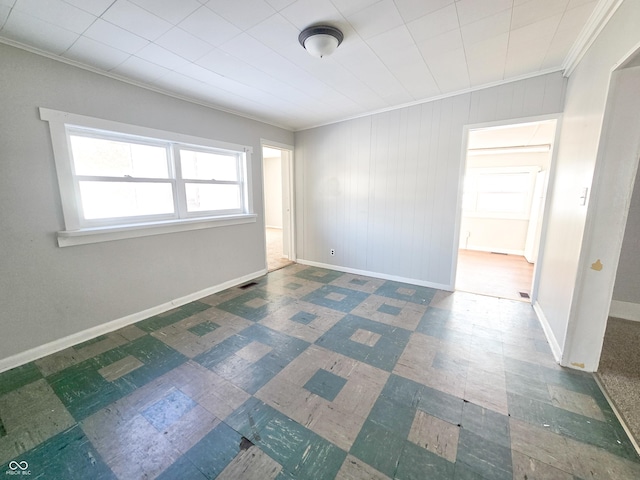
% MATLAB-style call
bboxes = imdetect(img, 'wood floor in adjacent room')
[266,227,293,272]
[456,249,534,302]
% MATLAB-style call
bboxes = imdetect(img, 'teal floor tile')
[256,414,315,472]
[460,401,510,448]
[0,362,43,396]
[315,314,410,371]
[302,285,369,313]
[367,394,415,438]
[303,368,347,402]
[454,462,490,479]
[48,336,186,421]
[290,311,317,325]
[1,425,115,480]
[456,429,512,480]
[349,419,406,477]
[187,320,219,337]
[505,370,551,403]
[419,385,465,426]
[137,301,210,332]
[381,374,424,409]
[225,398,279,441]
[183,421,242,478]
[291,436,346,480]
[217,289,293,322]
[156,455,207,480]
[378,303,402,316]
[395,440,455,480]
[0,417,6,437]
[374,280,437,305]
[294,267,344,284]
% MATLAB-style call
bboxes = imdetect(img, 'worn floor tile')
[217,445,282,480]
[408,410,460,462]
[2,264,637,480]
[0,379,76,465]
[335,454,391,479]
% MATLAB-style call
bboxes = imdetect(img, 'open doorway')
[262,143,295,272]
[455,119,557,301]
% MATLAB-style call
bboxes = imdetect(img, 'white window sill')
[57,214,257,247]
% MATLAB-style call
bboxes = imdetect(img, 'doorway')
[455,119,557,301]
[262,143,295,272]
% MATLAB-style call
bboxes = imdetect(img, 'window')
[40,108,255,246]
[462,167,540,220]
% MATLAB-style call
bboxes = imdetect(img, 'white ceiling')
[0,0,601,130]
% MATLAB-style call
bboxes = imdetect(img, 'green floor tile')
[137,301,211,332]
[456,429,512,480]
[381,374,424,409]
[256,415,315,472]
[374,280,437,305]
[290,311,318,325]
[292,437,346,480]
[454,461,490,479]
[0,362,43,396]
[303,368,347,402]
[350,419,405,478]
[0,417,6,437]
[225,398,279,441]
[419,385,465,426]
[367,395,415,438]
[294,267,344,284]
[156,455,208,480]
[1,425,115,480]
[187,321,220,337]
[505,370,551,403]
[315,315,410,371]
[217,289,292,322]
[184,421,242,478]
[302,285,369,313]
[461,401,510,448]
[395,440,455,480]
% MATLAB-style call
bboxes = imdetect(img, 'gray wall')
[0,44,293,363]
[613,162,640,303]
[294,72,565,287]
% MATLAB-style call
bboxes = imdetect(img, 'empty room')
[1,0,640,479]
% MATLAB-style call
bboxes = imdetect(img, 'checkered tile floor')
[1,264,639,479]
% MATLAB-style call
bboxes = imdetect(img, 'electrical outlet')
[330,248,335,256]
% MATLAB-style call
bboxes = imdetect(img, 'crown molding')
[562,0,624,78]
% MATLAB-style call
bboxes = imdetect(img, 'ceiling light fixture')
[467,144,551,156]
[299,25,343,58]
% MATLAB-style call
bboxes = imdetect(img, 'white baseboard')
[0,268,267,374]
[609,300,640,322]
[533,301,563,364]
[297,259,452,291]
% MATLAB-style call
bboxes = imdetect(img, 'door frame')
[450,113,562,304]
[261,139,296,270]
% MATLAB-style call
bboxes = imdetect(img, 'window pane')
[185,184,241,212]
[476,193,526,213]
[70,135,168,178]
[477,173,529,192]
[79,181,174,219]
[180,149,238,181]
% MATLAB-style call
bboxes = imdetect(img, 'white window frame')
[40,108,255,247]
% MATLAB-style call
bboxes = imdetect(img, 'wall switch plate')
[579,187,588,206]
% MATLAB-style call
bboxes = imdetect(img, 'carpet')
[597,317,640,449]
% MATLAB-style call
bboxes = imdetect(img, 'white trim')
[563,0,624,77]
[57,213,257,247]
[609,300,640,322]
[594,374,640,456]
[533,301,563,364]
[265,225,283,230]
[297,259,452,291]
[0,268,267,374]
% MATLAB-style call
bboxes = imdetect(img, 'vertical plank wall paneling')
[295,72,566,289]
